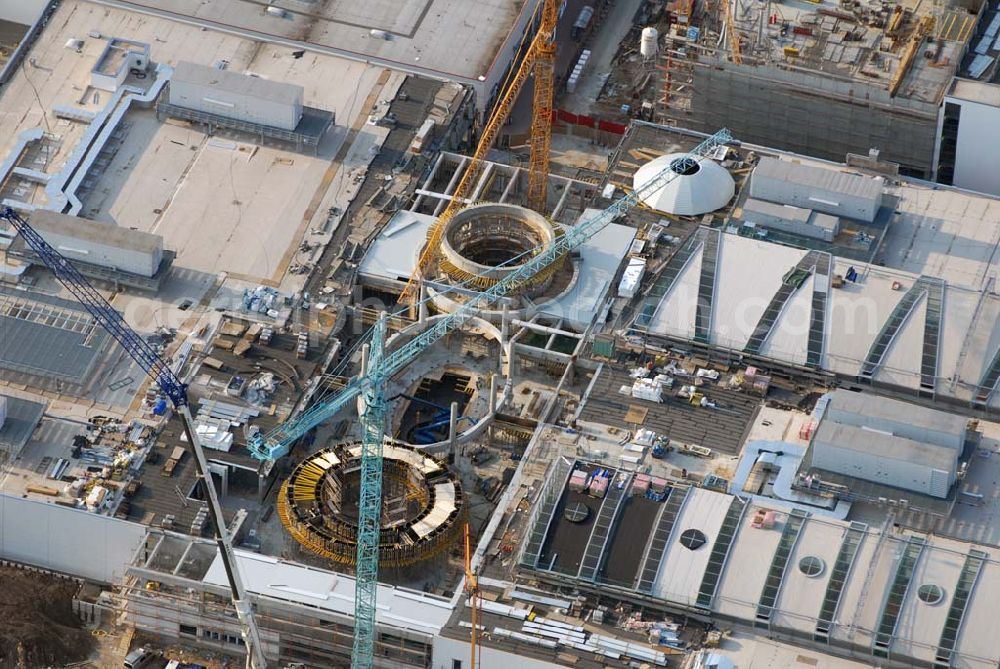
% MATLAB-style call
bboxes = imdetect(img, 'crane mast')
[397,0,558,309]
[351,315,389,668]
[1,208,269,669]
[526,0,559,212]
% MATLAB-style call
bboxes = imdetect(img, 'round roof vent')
[679,528,708,550]
[670,156,701,176]
[917,584,945,605]
[798,555,826,578]
[632,153,736,216]
[564,502,590,523]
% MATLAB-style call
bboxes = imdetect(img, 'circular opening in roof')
[679,529,708,550]
[798,555,826,578]
[564,502,590,523]
[669,157,701,176]
[917,584,945,605]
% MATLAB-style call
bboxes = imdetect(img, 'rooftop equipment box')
[809,390,968,498]
[169,61,304,131]
[27,211,164,277]
[749,156,883,222]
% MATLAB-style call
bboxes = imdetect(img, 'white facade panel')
[0,493,146,583]
[943,94,1000,196]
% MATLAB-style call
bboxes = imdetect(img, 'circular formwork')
[436,203,565,295]
[278,441,465,569]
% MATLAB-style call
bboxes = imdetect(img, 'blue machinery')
[391,393,474,444]
[5,127,732,669]
[0,208,269,669]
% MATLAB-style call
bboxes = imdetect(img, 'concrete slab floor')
[559,0,648,115]
[573,418,738,481]
[0,417,90,499]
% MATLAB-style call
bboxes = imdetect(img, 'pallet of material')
[197,399,259,426]
[26,484,59,496]
[162,446,185,477]
[220,321,247,337]
[202,356,225,370]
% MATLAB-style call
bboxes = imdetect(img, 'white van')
[123,647,158,669]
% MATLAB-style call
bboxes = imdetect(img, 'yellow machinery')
[398,0,559,309]
[724,0,742,64]
[526,0,559,213]
[888,15,935,97]
[464,523,481,668]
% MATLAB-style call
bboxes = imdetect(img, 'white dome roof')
[633,153,735,216]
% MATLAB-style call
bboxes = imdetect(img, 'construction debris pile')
[242,285,283,317]
[244,372,278,406]
[0,567,95,667]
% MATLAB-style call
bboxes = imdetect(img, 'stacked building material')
[632,474,651,495]
[569,469,590,492]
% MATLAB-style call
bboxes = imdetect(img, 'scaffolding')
[278,443,465,569]
[119,532,438,668]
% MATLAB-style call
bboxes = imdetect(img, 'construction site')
[561,0,995,178]
[0,0,998,668]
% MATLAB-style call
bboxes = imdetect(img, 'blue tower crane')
[244,129,734,668]
[0,207,269,669]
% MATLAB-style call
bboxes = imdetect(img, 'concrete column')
[435,156,468,216]
[449,401,459,458]
[407,291,418,321]
[360,343,370,377]
[501,303,510,345]
[418,280,428,324]
[487,374,498,443]
[378,311,389,357]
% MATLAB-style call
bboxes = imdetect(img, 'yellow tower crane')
[398,0,559,309]
[724,0,742,64]
[464,523,481,669]
[526,0,559,212]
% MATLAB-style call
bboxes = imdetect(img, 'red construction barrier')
[552,109,627,135]
[557,109,578,124]
[598,119,627,134]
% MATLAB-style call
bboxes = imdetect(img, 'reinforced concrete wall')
[687,61,940,177]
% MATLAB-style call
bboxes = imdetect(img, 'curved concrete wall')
[386,314,511,454]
